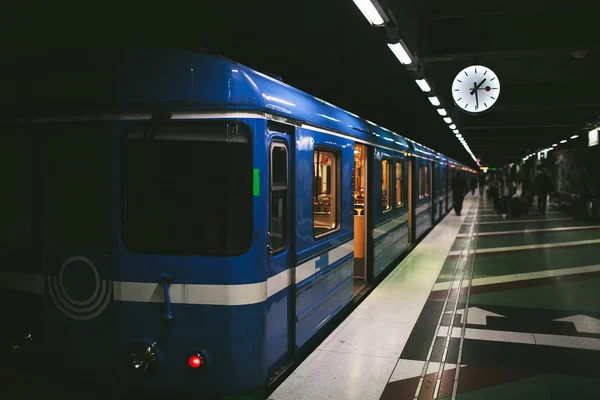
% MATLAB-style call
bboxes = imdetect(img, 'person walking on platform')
[489,174,500,211]
[478,172,486,196]
[451,172,468,216]
[534,166,553,214]
[469,175,478,196]
[499,174,514,217]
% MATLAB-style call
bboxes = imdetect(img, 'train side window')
[313,149,340,238]
[418,165,424,199]
[425,166,430,197]
[270,143,288,253]
[395,161,403,207]
[382,159,391,212]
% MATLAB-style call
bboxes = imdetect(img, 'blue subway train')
[0,48,476,398]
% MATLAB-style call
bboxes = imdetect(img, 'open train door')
[407,157,415,243]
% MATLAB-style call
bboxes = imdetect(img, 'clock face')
[451,65,500,113]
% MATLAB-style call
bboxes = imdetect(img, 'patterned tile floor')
[271,193,600,400]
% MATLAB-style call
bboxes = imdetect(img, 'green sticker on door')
[253,168,260,196]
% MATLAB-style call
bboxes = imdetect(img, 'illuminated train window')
[419,165,430,199]
[313,149,340,237]
[425,166,430,197]
[382,159,391,212]
[395,161,403,207]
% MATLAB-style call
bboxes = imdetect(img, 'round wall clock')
[451,65,500,113]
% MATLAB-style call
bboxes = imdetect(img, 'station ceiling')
[387,0,600,166]
[4,0,600,168]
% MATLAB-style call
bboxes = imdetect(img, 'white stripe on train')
[0,240,355,306]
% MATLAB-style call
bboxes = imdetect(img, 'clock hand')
[470,78,487,95]
[475,85,479,109]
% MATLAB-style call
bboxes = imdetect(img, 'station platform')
[270,193,600,400]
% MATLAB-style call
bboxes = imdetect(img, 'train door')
[41,122,116,388]
[407,157,415,243]
[266,122,294,366]
[352,143,368,294]
[431,163,438,224]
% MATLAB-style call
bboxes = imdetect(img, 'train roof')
[2,48,475,170]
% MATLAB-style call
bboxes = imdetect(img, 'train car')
[0,48,476,399]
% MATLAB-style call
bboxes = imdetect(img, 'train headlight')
[127,341,161,375]
[11,332,33,353]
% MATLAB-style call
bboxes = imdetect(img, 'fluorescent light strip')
[437,108,447,116]
[416,79,432,92]
[449,124,457,130]
[443,117,452,124]
[560,140,567,144]
[428,96,440,106]
[352,0,385,25]
[571,135,579,139]
[387,41,413,65]
[453,129,459,134]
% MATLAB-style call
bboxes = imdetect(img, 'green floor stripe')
[458,219,589,234]
[545,374,600,400]
[470,245,600,279]
[451,229,600,251]
[466,277,600,312]
[441,374,551,400]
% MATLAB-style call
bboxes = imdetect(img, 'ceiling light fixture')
[449,124,457,130]
[387,41,413,65]
[427,96,440,106]
[437,108,447,116]
[443,117,452,124]
[416,79,432,92]
[352,0,385,25]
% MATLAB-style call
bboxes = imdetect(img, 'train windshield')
[122,121,253,256]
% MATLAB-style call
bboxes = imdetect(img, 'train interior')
[353,143,367,295]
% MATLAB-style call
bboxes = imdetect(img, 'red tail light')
[188,353,203,369]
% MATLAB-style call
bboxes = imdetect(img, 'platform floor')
[270,193,600,400]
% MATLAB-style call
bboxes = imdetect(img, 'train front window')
[123,122,252,255]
